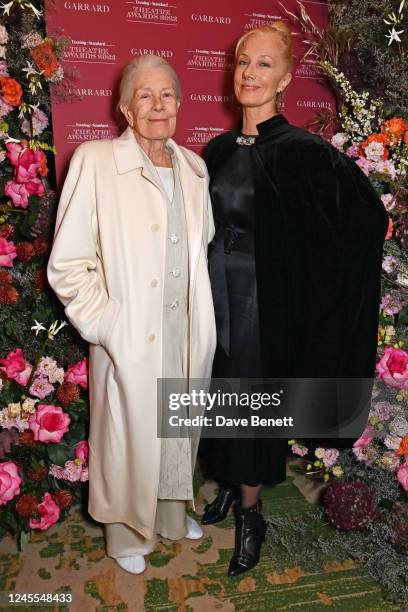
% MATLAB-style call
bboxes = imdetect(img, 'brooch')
[236,134,256,146]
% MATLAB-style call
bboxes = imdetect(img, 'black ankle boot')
[228,501,266,577]
[201,486,239,525]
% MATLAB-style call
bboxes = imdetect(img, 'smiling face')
[234,31,292,114]
[120,66,179,141]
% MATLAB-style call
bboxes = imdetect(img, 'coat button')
[150,278,158,288]
[172,268,180,278]
[170,300,179,310]
[170,233,179,244]
[151,224,160,232]
[148,333,156,342]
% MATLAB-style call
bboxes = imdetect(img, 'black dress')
[201,114,388,486]
[205,138,287,487]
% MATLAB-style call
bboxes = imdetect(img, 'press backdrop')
[46,0,332,184]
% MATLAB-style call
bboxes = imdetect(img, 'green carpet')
[0,473,401,611]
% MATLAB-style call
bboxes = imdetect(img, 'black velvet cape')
[205,115,388,437]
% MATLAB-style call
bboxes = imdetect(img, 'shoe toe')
[116,555,146,574]
[185,516,203,540]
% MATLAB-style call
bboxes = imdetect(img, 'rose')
[30,41,59,77]
[382,255,400,273]
[75,440,89,463]
[364,141,386,162]
[4,182,29,208]
[0,236,17,266]
[0,461,21,506]
[65,357,88,389]
[375,159,397,180]
[323,448,339,468]
[0,76,22,106]
[29,492,60,531]
[396,461,408,492]
[29,404,71,443]
[376,347,408,390]
[0,348,32,385]
[315,447,325,459]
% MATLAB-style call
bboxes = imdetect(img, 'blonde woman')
[201,23,387,576]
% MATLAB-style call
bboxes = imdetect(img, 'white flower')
[364,141,385,162]
[314,447,325,459]
[384,434,402,450]
[8,402,21,417]
[389,416,408,437]
[0,45,6,59]
[31,320,46,336]
[0,379,3,391]
[331,132,348,150]
[48,367,64,384]
[382,255,400,273]
[396,273,408,287]
[332,466,343,477]
[48,320,68,339]
[0,24,8,44]
[21,397,38,413]
[385,27,405,45]
[381,193,396,211]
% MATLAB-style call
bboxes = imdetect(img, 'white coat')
[47,127,216,537]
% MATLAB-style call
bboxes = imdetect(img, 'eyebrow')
[238,53,274,60]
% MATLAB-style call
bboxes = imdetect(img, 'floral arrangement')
[0,1,87,545]
[0,322,89,543]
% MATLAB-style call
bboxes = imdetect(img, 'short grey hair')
[118,54,182,109]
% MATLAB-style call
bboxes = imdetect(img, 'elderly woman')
[201,23,388,576]
[47,55,216,574]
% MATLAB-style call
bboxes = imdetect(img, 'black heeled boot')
[201,485,239,525]
[228,501,267,577]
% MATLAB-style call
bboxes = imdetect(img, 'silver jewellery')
[236,134,256,146]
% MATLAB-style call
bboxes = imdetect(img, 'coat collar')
[234,113,289,142]
[112,126,205,178]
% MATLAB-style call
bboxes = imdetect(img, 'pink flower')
[371,401,396,422]
[346,143,360,158]
[356,157,373,176]
[22,109,49,137]
[380,291,406,316]
[365,141,385,162]
[0,60,8,76]
[380,451,400,471]
[65,357,88,390]
[323,448,340,468]
[0,236,17,266]
[4,181,30,208]
[5,141,25,166]
[29,376,55,399]
[384,434,402,450]
[0,461,21,506]
[292,443,308,457]
[331,132,348,150]
[382,255,400,274]
[36,356,58,378]
[29,492,60,531]
[376,346,408,390]
[29,404,71,443]
[75,440,89,463]
[375,159,397,180]
[0,97,12,118]
[385,217,393,240]
[381,193,396,211]
[0,348,32,385]
[396,460,408,491]
[353,424,375,448]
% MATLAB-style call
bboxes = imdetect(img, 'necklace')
[236,134,256,146]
